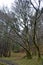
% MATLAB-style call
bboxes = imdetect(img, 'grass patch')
[0,62,6,65]
[16,57,43,65]
[0,52,43,65]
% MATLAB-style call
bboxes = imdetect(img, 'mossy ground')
[0,52,43,65]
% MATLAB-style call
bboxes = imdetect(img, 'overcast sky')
[0,0,14,9]
[0,0,43,9]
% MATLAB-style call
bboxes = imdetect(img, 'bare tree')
[11,0,43,59]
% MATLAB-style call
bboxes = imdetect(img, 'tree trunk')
[33,20,40,57]
[16,41,32,59]
[8,50,11,57]
[33,34,41,58]
[33,13,41,58]
[26,50,32,59]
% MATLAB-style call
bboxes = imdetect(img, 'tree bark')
[33,19,41,58]
[26,50,32,59]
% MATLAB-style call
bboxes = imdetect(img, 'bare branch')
[30,0,37,11]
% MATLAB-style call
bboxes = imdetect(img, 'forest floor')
[0,52,43,65]
[0,62,6,65]
[0,59,18,65]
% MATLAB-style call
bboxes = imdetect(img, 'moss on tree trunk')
[26,51,32,59]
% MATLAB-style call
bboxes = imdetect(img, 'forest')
[0,0,43,65]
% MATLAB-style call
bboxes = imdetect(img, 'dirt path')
[0,59,18,65]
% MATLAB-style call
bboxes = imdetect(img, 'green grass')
[1,57,43,65]
[0,62,6,65]
[0,52,43,65]
[16,57,43,65]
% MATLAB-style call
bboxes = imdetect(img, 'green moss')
[16,57,43,65]
[0,62,6,65]
[0,52,43,65]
